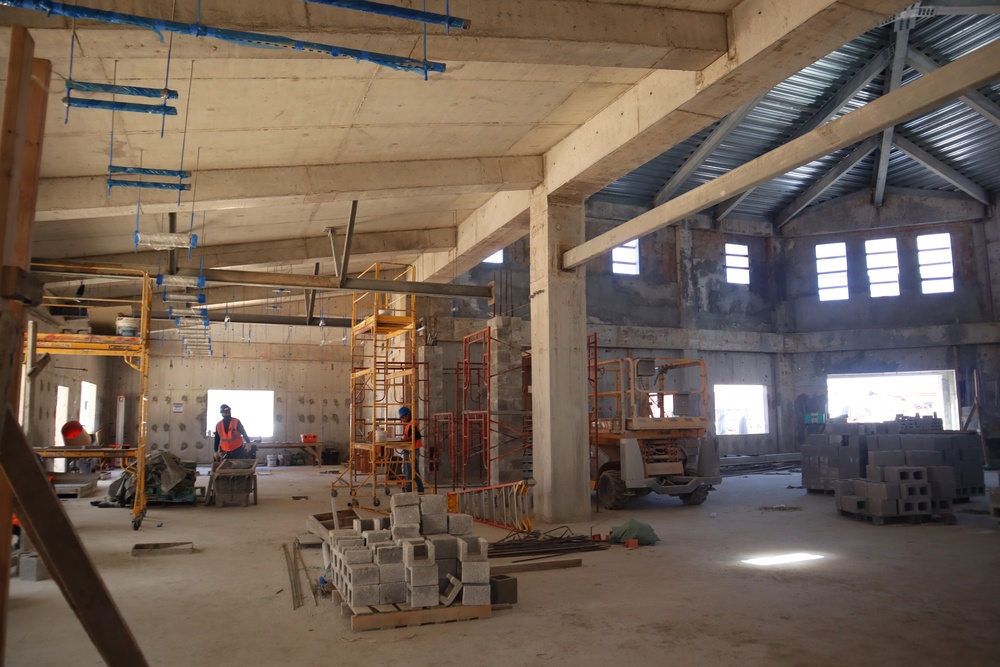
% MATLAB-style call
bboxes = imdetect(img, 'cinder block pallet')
[836,509,956,527]
[334,592,492,631]
[805,488,835,495]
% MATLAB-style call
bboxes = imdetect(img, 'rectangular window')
[865,237,899,298]
[917,233,954,294]
[714,384,769,435]
[816,242,849,301]
[612,239,639,275]
[725,243,750,284]
[79,381,97,434]
[206,389,275,438]
[827,370,958,429]
[483,249,503,264]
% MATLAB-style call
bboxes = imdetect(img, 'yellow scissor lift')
[332,264,426,508]
[29,263,152,529]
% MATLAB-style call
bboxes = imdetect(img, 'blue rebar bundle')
[0,0,447,74]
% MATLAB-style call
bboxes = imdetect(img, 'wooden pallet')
[335,592,491,631]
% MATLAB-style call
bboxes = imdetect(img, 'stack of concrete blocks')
[327,492,481,611]
[869,434,984,500]
[990,487,1000,525]
[801,434,867,491]
[834,450,956,519]
[457,536,491,606]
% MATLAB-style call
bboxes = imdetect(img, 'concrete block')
[407,563,439,588]
[362,530,392,547]
[448,513,474,536]
[458,536,489,561]
[403,540,435,566]
[990,487,1000,504]
[353,518,379,533]
[866,465,886,482]
[391,524,421,541]
[899,499,931,515]
[440,573,463,606]
[349,584,380,608]
[839,495,867,514]
[926,466,956,484]
[329,528,361,540]
[867,499,899,517]
[905,450,943,467]
[462,583,491,606]
[490,575,518,604]
[930,498,953,513]
[346,562,380,586]
[333,537,365,551]
[408,584,440,608]
[374,544,403,565]
[459,559,491,585]
[419,494,448,515]
[426,535,459,560]
[869,450,905,467]
[342,548,373,565]
[833,479,855,497]
[420,513,449,535]
[18,553,49,581]
[390,492,421,509]
[930,480,956,500]
[883,466,926,483]
[865,482,901,502]
[393,504,422,526]
[899,481,930,499]
[379,582,408,605]
[378,562,405,583]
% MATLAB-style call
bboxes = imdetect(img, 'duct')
[151,310,353,328]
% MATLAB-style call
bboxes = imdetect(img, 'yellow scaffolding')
[332,264,424,507]
[28,263,152,530]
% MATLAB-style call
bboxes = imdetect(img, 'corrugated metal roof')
[593,14,1000,222]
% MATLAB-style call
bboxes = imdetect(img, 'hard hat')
[220,404,231,413]
[398,406,411,418]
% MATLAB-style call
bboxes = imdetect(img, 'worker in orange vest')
[398,406,424,493]
[213,404,252,461]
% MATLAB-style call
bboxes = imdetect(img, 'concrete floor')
[7,467,1000,666]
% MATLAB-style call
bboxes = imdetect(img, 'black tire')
[373,498,381,507]
[331,489,338,498]
[680,485,710,506]
[598,470,628,510]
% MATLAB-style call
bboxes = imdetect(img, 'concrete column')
[528,189,590,522]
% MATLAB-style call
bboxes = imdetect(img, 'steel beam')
[653,96,762,207]
[873,29,910,207]
[175,267,492,299]
[715,48,891,219]
[562,37,1000,269]
[907,46,1000,129]
[152,310,352,328]
[893,134,992,204]
[776,136,880,227]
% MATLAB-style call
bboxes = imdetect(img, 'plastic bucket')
[116,317,139,337]
[266,454,278,467]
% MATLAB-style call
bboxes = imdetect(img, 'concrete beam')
[562,34,1000,269]
[893,135,992,205]
[413,190,530,283]
[776,136,880,227]
[906,46,1000,129]
[545,0,916,202]
[34,157,542,222]
[0,0,728,70]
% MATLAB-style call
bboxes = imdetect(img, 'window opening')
[206,389,275,438]
[612,239,639,275]
[816,242,849,301]
[917,233,954,294]
[725,243,750,284]
[483,249,503,264]
[827,370,958,429]
[714,384,768,435]
[865,237,899,297]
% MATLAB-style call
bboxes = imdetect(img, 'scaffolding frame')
[332,264,428,507]
[28,263,152,530]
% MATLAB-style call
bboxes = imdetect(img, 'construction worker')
[213,404,252,460]
[398,406,424,493]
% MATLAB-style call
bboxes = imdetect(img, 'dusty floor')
[6,467,1000,666]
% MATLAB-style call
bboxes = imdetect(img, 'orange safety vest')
[404,423,422,450]
[216,418,245,452]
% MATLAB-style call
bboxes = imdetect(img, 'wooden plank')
[1,407,149,665]
[350,604,492,632]
[489,558,583,575]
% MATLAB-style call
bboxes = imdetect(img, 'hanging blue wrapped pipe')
[66,80,178,99]
[109,178,190,191]
[110,165,190,178]
[0,0,446,74]
[304,0,470,30]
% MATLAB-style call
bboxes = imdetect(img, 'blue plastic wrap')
[62,97,177,115]
[66,80,178,99]
[109,178,190,191]
[1,0,446,74]
[305,0,470,30]
[110,165,190,178]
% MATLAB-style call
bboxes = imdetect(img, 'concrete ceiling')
[1,0,920,307]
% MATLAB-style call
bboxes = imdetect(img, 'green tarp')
[609,518,659,545]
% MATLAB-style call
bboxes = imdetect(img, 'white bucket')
[266,454,278,467]
[374,429,388,443]
[116,317,140,337]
